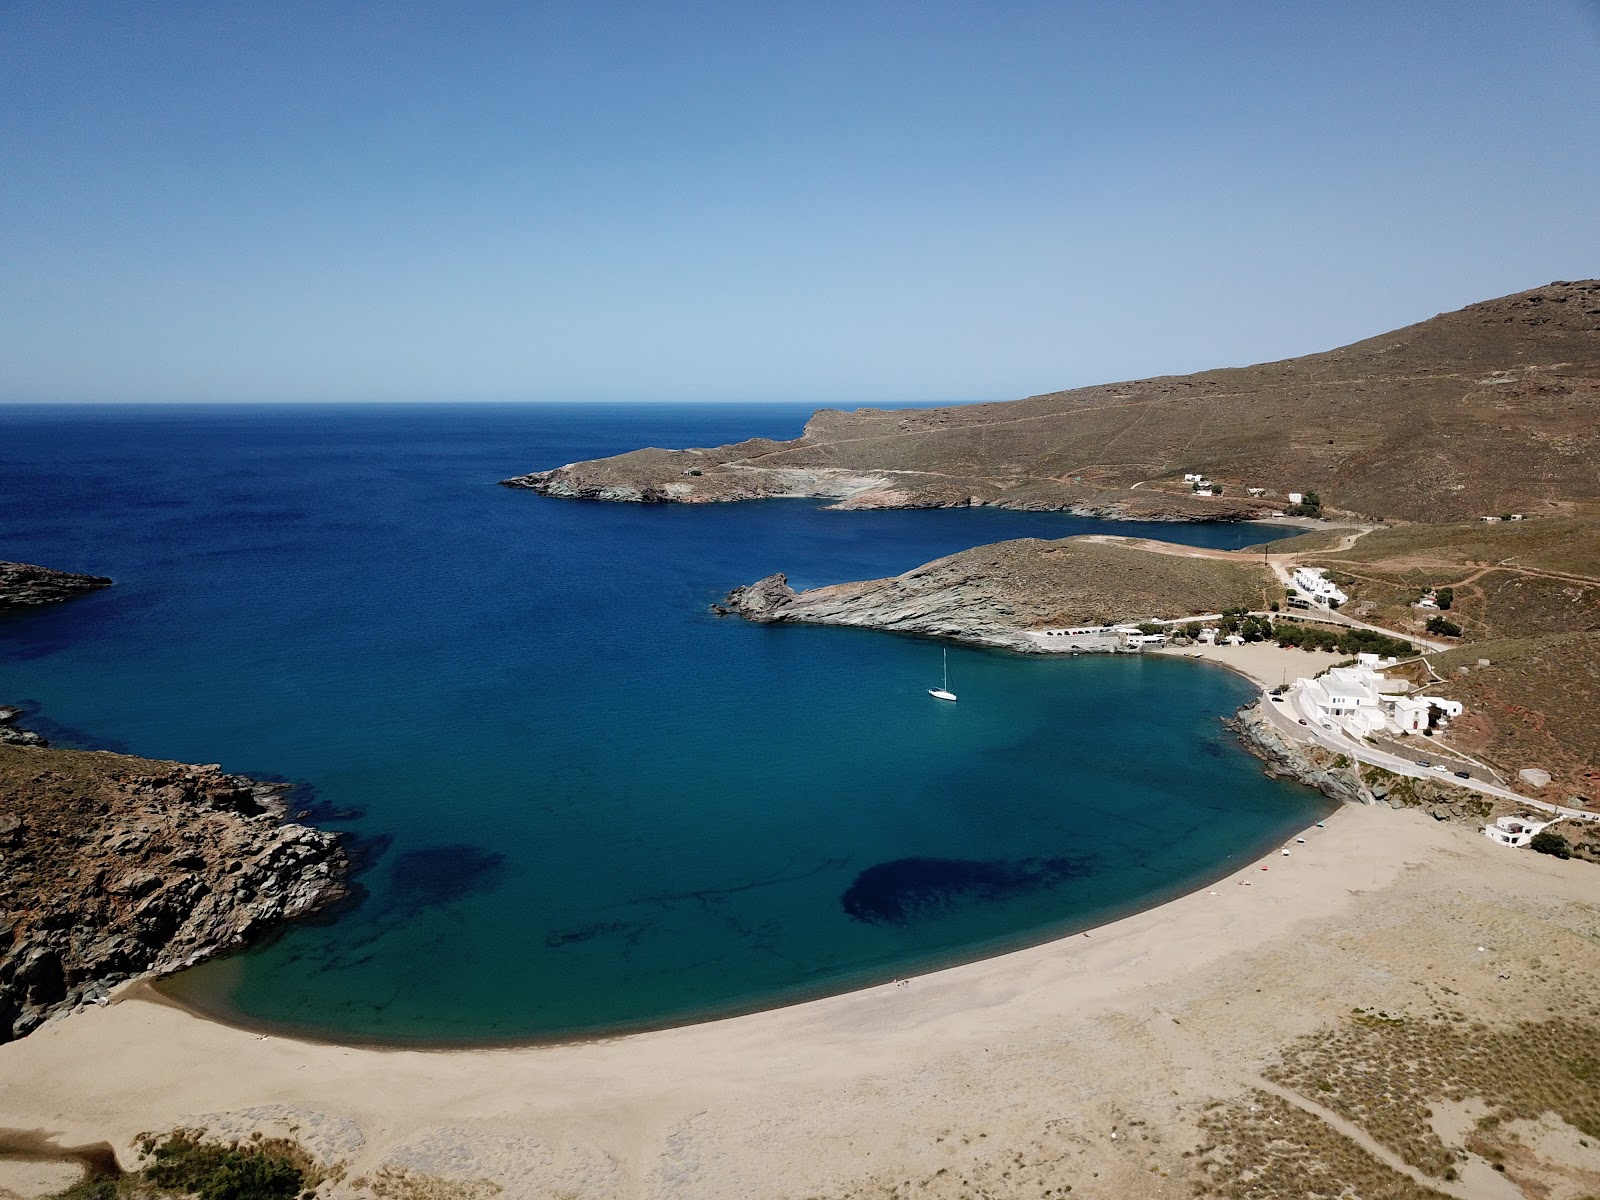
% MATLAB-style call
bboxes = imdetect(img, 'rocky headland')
[0,561,112,610]
[503,281,1600,523]
[0,711,349,1042]
[715,536,1276,649]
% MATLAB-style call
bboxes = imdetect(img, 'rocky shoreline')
[0,708,350,1042]
[713,537,1274,651]
[1227,699,1532,833]
[0,561,112,610]
[501,453,1271,521]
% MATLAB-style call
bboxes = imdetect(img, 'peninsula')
[504,281,1600,524]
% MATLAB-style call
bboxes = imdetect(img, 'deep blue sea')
[0,403,1329,1044]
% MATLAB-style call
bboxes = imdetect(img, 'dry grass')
[1264,1014,1600,1178]
[1429,632,1600,808]
[1193,1091,1450,1199]
[1317,514,1600,580]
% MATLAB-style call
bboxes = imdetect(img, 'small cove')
[0,402,1330,1044]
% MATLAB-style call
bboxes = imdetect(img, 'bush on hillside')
[1530,830,1572,859]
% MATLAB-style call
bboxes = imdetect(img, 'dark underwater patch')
[389,843,509,908]
[841,855,1086,926]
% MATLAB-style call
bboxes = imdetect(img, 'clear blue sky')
[4,2,1598,403]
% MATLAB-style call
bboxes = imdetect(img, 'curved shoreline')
[11,799,1582,1200]
[148,774,1335,1052]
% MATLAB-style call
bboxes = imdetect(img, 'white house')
[1293,664,1464,737]
[1183,473,1202,483]
[1247,487,1266,496]
[1291,566,1348,608]
[1288,492,1304,505]
[1485,815,1557,848]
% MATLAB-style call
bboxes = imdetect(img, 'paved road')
[1258,685,1599,823]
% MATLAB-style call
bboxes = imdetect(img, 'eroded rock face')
[0,730,348,1042]
[1228,703,1366,806]
[0,561,112,610]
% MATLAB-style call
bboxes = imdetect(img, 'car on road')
[1417,759,1431,767]
[1454,770,1471,779]
[1433,764,1450,773]
[1298,718,1308,725]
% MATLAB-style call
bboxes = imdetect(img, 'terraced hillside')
[506,280,1600,523]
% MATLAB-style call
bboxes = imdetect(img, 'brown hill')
[505,281,1600,522]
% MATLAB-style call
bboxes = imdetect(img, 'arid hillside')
[717,536,1276,648]
[1296,513,1600,643]
[506,280,1600,522]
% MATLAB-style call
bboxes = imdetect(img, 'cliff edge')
[0,717,349,1042]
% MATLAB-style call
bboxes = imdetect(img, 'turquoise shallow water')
[0,402,1330,1043]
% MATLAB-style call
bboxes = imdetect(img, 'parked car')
[1298,718,1308,725]
[1433,764,1450,773]
[1454,770,1471,779]
[1417,760,1431,767]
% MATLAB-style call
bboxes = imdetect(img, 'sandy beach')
[5,800,1598,1199]
[1151,637,1347,690]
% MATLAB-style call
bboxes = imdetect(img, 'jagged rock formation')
[504,281,1600,522]
[0,561,112,610]
[1228,703,1368,806]
[715,536,1275,649]
[0,725,348,1042]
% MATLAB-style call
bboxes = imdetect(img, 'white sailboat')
[928,647,958,702]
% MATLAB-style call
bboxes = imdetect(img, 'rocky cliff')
[715,536,1275,648]
[502,281,1600,522]
[0,716,349,1042]
[1227,703,1368,806]
[0,561,112,610]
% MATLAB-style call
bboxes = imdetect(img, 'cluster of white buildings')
[1290,566,1348,609]
[1036,624,1169,651]
[1292,655,1464,738]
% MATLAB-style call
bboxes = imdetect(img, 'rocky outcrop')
[0,561,112,610]
[714,537,1275,650]
[0,706,47,747]
[1228,703,1368,806]
[0,722,349,1042]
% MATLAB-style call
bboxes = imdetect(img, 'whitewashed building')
[1291,566,1348,608]
[1293,663,1464,737]
[1485,815,1557,848]
[1288,492,1304,505]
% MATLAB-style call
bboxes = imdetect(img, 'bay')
[0,402,1329,1043]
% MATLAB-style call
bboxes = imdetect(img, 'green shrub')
[1426,615,1463,637]
[1530,830,1572,859]
[141,1133,306,1200]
